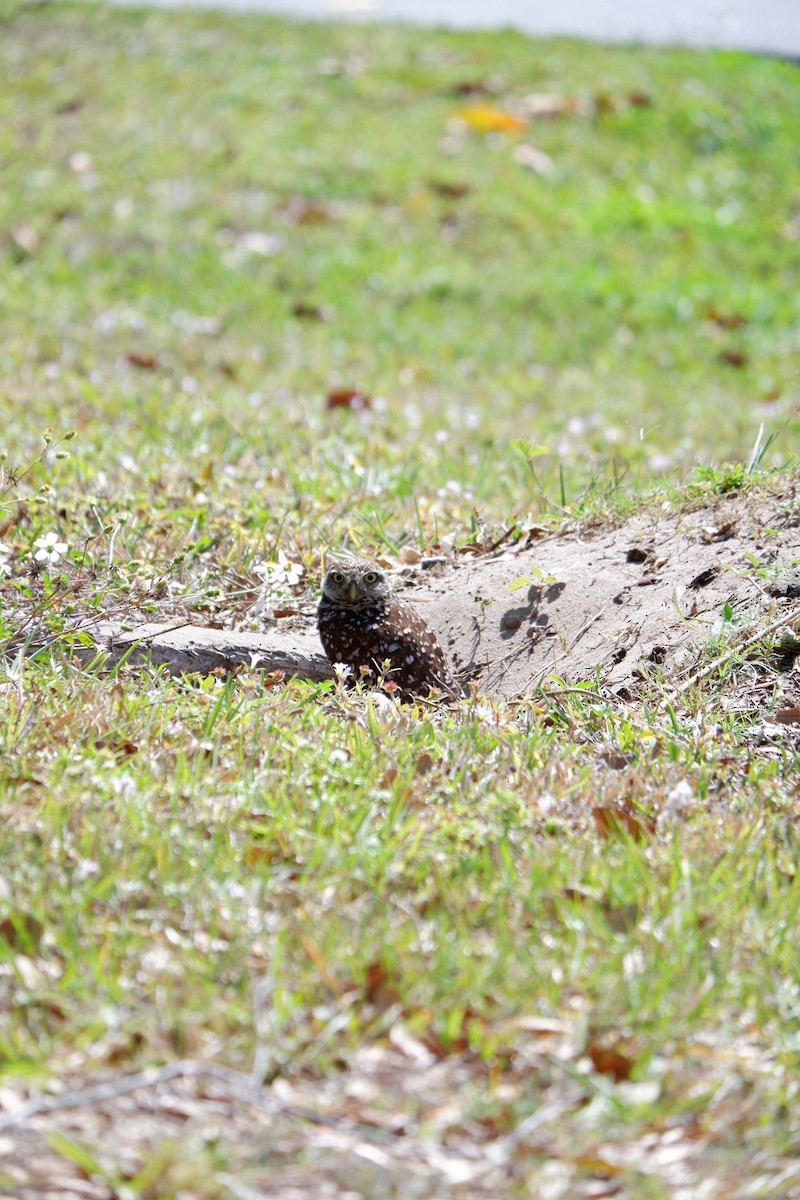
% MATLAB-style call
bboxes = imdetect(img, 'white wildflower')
[33,532,68,564]
[254,550,304,589]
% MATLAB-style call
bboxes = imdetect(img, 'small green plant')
[508,565,558,593]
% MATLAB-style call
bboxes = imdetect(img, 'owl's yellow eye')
[331,572,345,585]
[363,572,378,585]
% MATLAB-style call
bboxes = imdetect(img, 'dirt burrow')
[99,489,800,698]
[406,489,800,697]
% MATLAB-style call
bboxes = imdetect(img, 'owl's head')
[321,559,392,608]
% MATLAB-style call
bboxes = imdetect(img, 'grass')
[2,3,800,1195]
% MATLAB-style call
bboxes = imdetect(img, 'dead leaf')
[364,961,400,1008]
[300,932,339,993]
[451,80,494,98]
[278,197,332,225]
[688,565,720,589]
[628,90,653,108]
[600,752,630,770]
[593,806,655,841]
[326,388,371,411]
[706,306,748,330]
[0,511,20,538]
[94,736,139,760]
[625,547,650,564]
[635,574,660,587]
[430,181,471,200]
[588,1040,636,1082]
[457,105,527,134]
[125,352,160,371]
[594,90,617,115]
[245,844,277,866]
[292,302,334,322]
[719,348,748,368]
[261,670,287,690]
[701,520,736,542]
[513,144,556,176]
[774,708,800,725]
[415,752,436,776]
[561,884,601,906]
[0,912,44,952]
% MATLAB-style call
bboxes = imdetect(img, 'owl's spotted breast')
[317,560,457,700]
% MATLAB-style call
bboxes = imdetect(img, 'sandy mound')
[414,489,800,697]
[100,488,800,698]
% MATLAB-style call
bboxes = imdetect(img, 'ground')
[2,5,800,1199]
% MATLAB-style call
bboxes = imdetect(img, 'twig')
[661,602,800,707]
[0,1059,506,1185]
[0,1061,324,1134]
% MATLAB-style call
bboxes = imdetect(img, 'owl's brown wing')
[363,598,457,699]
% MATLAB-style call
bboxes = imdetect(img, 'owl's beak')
[348,582,359,602]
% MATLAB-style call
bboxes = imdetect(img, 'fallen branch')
[661,602,800,706]
[88,620,334,683]
[0,1059,507,1185]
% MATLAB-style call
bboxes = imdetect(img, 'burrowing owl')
[317,558,458,700]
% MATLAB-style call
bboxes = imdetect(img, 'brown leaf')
[561,884,601,906]
[94,736,139,760]
[635,574,660,587]
[593,806,655,841]
[774,708,800,725]
[126,352,160,371]
[719,348,748,368]
[600,752,630,770]
[701,520,736,543]
[561,887,640,933]
[628,90,653,108]
[588,1040,636,1082]
[56,96,85,115]
[364,961,400,1008]
[451,80,494,98]
[706,306,748,330]
[261,670,287,690]
[688,565,720,589]
[300,933,339,993]
[430,180,471,200]
[625,546,650,564]
[0,912,44,952]
[594,90,617,114]
[245,844,276,866]
[0,512,19,538]
[457,105,527,134]
[278,197,332,225]
[415,751,436,776]
[292,302,334,322]
[326,388,371,411]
